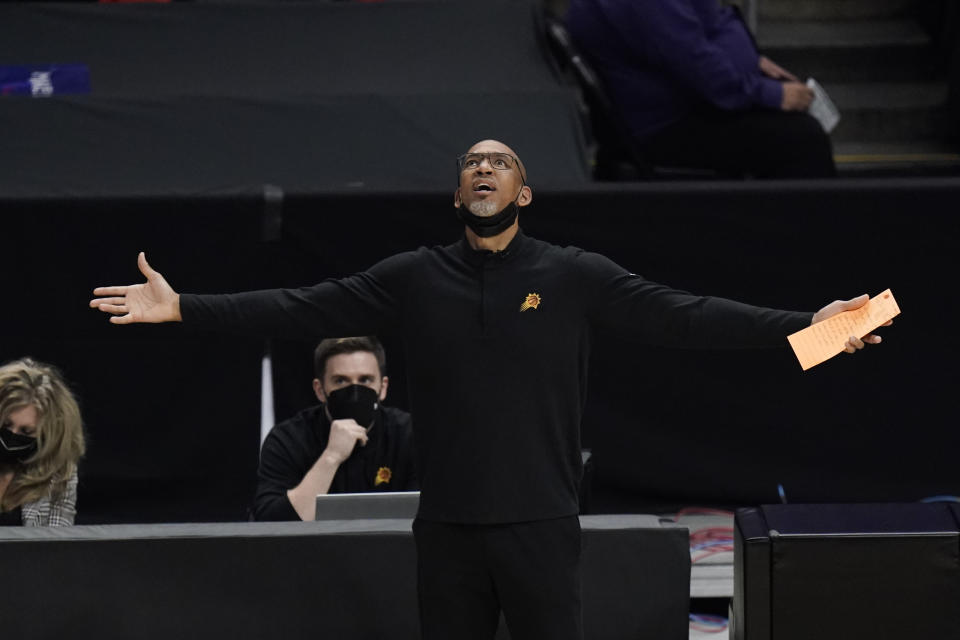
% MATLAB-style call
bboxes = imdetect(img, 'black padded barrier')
[733,503,960,640]
[0,515,689,640]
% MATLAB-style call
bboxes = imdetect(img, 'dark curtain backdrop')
[267,178,959,514]
[0,197,266,523]
[2,178,958,522]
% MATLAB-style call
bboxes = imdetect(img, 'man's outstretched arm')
[578,251,891,352]
[90,251,409,341]
[89,252,181,324]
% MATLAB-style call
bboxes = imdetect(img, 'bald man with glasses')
[91,139,885,640]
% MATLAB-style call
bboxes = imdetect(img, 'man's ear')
[378,376,389,402]
[453,188,462,208]
[517,185,533,207]
[313,378,326,402]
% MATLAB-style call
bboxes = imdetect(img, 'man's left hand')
[812,294,893,353]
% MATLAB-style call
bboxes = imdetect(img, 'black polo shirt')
[254,404,417,521]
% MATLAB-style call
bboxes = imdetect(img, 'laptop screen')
[314,491,421,521]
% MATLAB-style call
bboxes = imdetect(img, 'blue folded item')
[0,64,91,97]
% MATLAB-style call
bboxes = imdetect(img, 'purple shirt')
[565,0,783,140]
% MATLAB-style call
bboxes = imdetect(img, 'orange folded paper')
[788,289,901,371]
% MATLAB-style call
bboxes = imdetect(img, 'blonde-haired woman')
[0,358,85,526]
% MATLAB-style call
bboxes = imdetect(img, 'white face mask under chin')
[467,199,500,217]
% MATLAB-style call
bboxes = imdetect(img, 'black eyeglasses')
[457,152,519,173]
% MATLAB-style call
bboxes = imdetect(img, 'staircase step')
[759,0,915,21]
[824,82,951,141]
[758,19,928,48]
[758,20,938,82]
[834,140,960,176]
[827,82,948,109]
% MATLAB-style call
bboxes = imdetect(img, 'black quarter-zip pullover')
[182,230,811,524]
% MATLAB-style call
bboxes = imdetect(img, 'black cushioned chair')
[544,18,716,180]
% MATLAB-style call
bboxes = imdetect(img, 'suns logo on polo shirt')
[520,293,541,312]
[375,467,392,486]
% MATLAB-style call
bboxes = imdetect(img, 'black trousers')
[643,109,837,179]
[413,515,583,640]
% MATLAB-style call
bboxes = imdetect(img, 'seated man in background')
[253,336,416,521]
[565,0,836,178]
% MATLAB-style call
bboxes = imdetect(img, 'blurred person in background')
[566,0,836,178]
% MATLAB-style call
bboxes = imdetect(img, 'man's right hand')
[89,252,181,324]
[781,82,814,111]
[287,418,370,520]
[321,419,369,465]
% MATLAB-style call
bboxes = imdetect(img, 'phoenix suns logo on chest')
[520,293,542,312]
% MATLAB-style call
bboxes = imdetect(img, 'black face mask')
[456,200,521,238]
[0,428,38,465]
[325,384,380,428]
